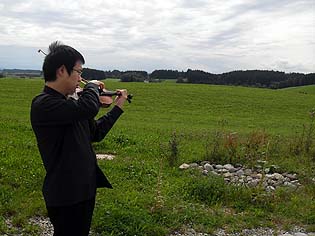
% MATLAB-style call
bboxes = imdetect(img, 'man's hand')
[89,80,105,90]
[114,89,128,109]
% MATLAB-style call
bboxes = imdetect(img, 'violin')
[76,78,133,108]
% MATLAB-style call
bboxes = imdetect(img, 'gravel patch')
[5,217,315,236]
[170,226,315,236]
[29,216,53,236]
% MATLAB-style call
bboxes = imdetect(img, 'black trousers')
[46,197,96,236]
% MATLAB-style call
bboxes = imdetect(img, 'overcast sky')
[0,0,314,73]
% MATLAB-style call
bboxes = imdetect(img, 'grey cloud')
[0,0,25,6]
[206,27,241,47]
[241,0,313,14]
[183,23,245,51]
[117,36,171,51]
[221,0,313,22]
[168,13,192,25]
[179,0,209,9]
[86,50,176,72]
[1,1,138,34]
[272,60,314,73]
[0,8,80,28]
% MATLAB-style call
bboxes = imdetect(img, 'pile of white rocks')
[179,161,301,191]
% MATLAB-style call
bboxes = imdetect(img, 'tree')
[82,68,105,80]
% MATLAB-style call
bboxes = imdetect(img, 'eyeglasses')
[72,68,83,76]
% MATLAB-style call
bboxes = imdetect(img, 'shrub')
[168,131,179,167]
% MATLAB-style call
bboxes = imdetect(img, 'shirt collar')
[43,85,67,99]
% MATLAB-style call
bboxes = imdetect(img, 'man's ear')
[56,65,66,78]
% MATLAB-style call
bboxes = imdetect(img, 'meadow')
[0,78,314,235]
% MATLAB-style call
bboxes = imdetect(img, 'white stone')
[248,179,260,187]
[217,169,229,174]
[294,233,308,236]
[266,173,284,181]
[236,169,245,176]
[245,176,253,182]
[179,163,190,170]
[266,186,275,192]
[96,154,115,160]
[204,163,214,171]
[215,164,224,169]
[223,173,233,178]
[285,173,297,180]
[272,173,285,181]
[189,163,199,168]
[223,164,234,170]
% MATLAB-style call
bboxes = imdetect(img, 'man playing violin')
[30,41,128,236]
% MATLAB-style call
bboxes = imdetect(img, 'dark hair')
[42,41,85,82]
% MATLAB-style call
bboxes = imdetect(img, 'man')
[31,41,128,236]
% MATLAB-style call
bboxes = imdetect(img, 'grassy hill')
[0,78,314,235]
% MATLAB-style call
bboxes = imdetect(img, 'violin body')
[71,87,113,108]
[99,95,113,108]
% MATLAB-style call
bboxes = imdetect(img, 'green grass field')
[0,78,315,235]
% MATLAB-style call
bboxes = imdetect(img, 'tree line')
[81,68,315,89]
[182,69,315,89]
[1,67,314,89]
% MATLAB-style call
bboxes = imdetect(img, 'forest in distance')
[1,68,315,89]
[83,68,315,89]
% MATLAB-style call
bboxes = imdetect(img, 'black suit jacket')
[30,84,123,206]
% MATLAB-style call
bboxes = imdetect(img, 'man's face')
[66,61,83,95]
